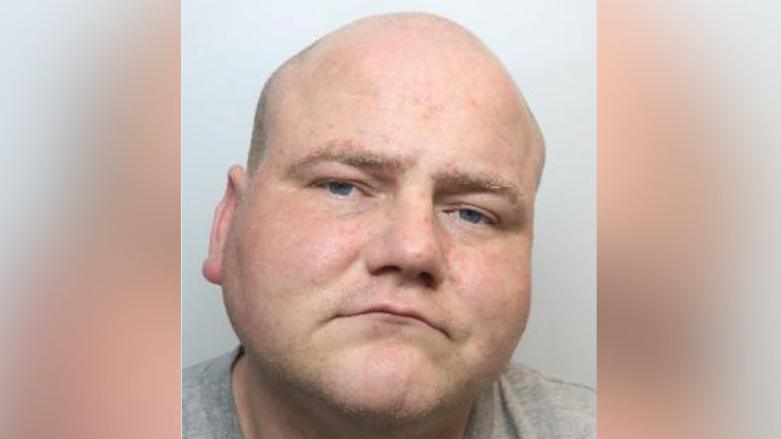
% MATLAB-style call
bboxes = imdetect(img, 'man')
[184,12,594,439]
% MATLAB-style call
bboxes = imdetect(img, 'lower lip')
[354,311,430,328]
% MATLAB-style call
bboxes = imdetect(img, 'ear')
[202,165,248,285]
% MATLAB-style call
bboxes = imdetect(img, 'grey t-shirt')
[183,348,595,438]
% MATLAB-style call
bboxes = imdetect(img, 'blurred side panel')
[0,1,181,437]
[599,0,781,438]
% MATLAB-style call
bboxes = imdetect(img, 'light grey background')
[183,0,595,388]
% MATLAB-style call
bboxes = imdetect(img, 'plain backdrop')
[182,0,595,388]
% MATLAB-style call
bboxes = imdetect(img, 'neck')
[232,353,474,439]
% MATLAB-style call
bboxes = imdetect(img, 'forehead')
[263,37,538,190]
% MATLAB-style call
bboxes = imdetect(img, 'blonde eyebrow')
[285,139,526,214]
[286,141,411,177]
[434,170,525,211]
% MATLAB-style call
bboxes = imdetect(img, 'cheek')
[238,195,367,287]
[222,192,371,345]
[448,242,531,351]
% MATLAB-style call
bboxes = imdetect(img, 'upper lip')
[345,305,447,337]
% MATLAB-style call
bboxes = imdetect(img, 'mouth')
[343,305,448,338]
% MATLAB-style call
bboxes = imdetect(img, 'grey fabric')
[182,347,243,439]
[182,348,595,438]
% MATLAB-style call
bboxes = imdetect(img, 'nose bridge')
[365,189,446,287]
[393,194,439,261]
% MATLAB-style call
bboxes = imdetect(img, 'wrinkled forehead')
[263,27,542,191]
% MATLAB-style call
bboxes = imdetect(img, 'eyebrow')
[286,142,411,177]
[433,170,525,211]
[286,140,525,213]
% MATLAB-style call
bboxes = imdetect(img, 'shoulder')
[182,356,219,419]
[182,349,243,439]
[497,363,595,438]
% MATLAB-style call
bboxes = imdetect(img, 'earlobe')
[202,165,248,285]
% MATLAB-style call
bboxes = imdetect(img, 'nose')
[363,198,446,288]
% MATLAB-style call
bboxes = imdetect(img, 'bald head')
[248,13,544,188]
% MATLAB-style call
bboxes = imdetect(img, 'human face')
[211,46,537,419]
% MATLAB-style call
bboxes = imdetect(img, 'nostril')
[419,272,435,288]
[373,265,402,277]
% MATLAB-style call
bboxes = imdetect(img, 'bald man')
[184,13,594,439]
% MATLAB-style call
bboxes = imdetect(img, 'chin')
[311,342,462,421]
[323,380,444,423]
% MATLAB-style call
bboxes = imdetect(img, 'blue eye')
[325,181,356,196]
[458,208,488,224]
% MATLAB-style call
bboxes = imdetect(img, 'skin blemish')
[422,103,446,120]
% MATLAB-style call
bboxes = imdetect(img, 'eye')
[322,180,357,197]
[456,207,494,225]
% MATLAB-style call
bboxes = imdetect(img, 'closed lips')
[347,305,448,337]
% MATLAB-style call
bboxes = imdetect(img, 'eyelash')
[314,179,367,197]
[448,206,498,227]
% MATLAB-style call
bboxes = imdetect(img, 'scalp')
[248,13,545,189]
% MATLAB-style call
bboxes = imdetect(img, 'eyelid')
[448,204,501,227]
[312,177,373,196]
